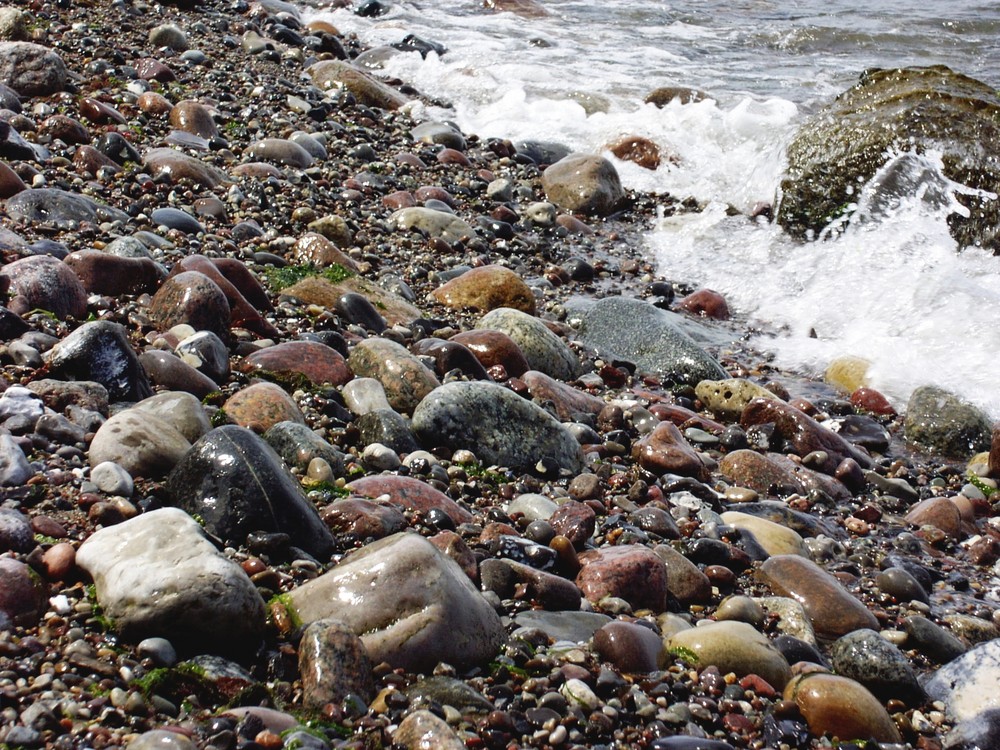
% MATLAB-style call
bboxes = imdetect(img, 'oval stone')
[149,270,231,339]
[431,265,536,315]
[241,341,352,386]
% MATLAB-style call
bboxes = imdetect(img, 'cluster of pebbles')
[1,0,1000,749]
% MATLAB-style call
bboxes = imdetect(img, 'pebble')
[542,153,624,215]
[90,460,134,496]
[348,337,439,414]
[477,307,581,381]
[223,381,305,431]
[576,544,669,612]
[783,671,901,743]
[432,264,537,314]
[666,620,791,689]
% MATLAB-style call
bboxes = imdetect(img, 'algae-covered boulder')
[777,66,1000,251]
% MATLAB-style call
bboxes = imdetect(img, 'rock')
[128,730,196,750]
[347,475,473,526]
[480,558,582,610]
[644,86,708,106]
[677,289,730,320]
[1,254,87,319]
[925,638,1000,721]
[666,620,791,689]
[347,337,439,414]
[0,41,67,95]
[412,381,584,475]
[175,330,229,383]
[513,610,612,643]
[321,498,406,539]
[593,621,664,673]
[548,500,596,549]
[342,378,392,415]
[0,8,29,40]
[149,271,231,340]
[306,59,409,110]
[44,321,153,403]
[241,341,352,386]
[607,135,662,170]
[27,378,108,415]
[875,566,929,604]
[432,265,536,315]
[403,675,493,713]
[133,391,211,444]
[223,381,305,432]
[411,121,465,149]
[477,307,580,381]
[783,672,901,743]
[0,557,44,626]
[777,66,1000,251]
[720,511,806,557]
[284,532,504,672]
[76,508,266,652]
[292,232,359,269]
[264,420,345,476]
[576,545,669,612]
[758,555,878,639]
[904,384,992,458]
[695,378,777,421]
[393,710,465,750]
[829,628,926,705]
[169,100,217,140]
[6,187,128,229]
[571,297,727,384]
[522,370,604,420]
[298,619,375,710]
[0,433,32,486]
[174,255,275,337]
[143,147,229,188]
[451,329,530,377]
[89,409,191,479]
[150,207,203,235]
[633,421,707,478]
[166,425,334,558]
[411,338,491,381]
[904,615,967,664]
[245,138,314,168]
[0,508,32,552]
[283,275,421,326]
[139,350,220,399]
[150,22,188,50]
[90,461,134,497]
[390,206,476,244]
[64,250,164,296]
[654,544,712,605]
[0,159,25,197]
[541,153,624,215]
[905,496,964,539]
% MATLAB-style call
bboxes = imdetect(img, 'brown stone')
[576,544,669,612]
[719,450,803,496]
[170,100,218,139]
[73,145,122,176]
[644,86,708,107]
[607,135,661,170]
[555,214,593,235]
[347,338,439,414]
[137,91,173,116]
[0,160,25,197]
[633,421,707,479]
[522,370,604,420]
[320,498,406,539]
[758,555,879,640]
[282,275,421,326]
[654,544,712,604]
[0,557,45,626]
[989,424,1000,479]
[231,162,284,179]
[431,265,536,315]
[172,255,276,338]
[549,500,596,550]
[383,190,416,210]
[139,350,220,399]
[42,542,75,580]
[79,97,126,124]
[299,619,375,710]
[135,57,175,82]
[410,338,491,380]
[436,147,470,165]
[41,114,89,143]
[64,250,164,296]
[850,386,897,416]
[593,620,663,673]
[143,147,229,188]
[245,138,314,169]
[1,254,87,320]
[429,530,478,582]
[677,288,730,320]
[347,475,473,526]
[223,381,305,432]
[149,270,231,339]
[905,497,963,540]
[240,341,352,387]
[450,329,529,377]
[784,672,901,743]
[306,59,409,110]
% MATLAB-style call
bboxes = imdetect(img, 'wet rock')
[241,340,352,386]
[245,138,314,168]
[347,337,439,414]
[404,675,493,714]
[432,265,536,315]
[904,384,992,458]
[513,610,612,643]
[307,59,409,110]
[90,461,134,497]
[925,638,1000,720]
[149,271,231,340]
[346,474,473,526]
[64,250,164,296]
[0,557,45,626]
[321,498,406,539]
[784,672,901,743]
[127,730,196,750]
[334,292,387,332]
[411,337,491,381]
[166,425,334,558]
[477,307,580,381]
[139,350,219,398]
[0,159,25,197]
[696,378,777,421]
[0,508,31,552]
[523,370,605,420]
[677,288,730,320]
[283,275,420,326]
[89,409,191,479]
[1,254,87,319]
[169,100,216,138]
[480,558,582,610]
[45,321,152,403]
[298,619,375,710]
[654,544,712,604]
[451,328,530,377]
[667,620,791,689]
[644,86,708,106]
[758,555,878,639]
[342,378,391,416]
[875,566,929,604]
[264,420,345,475]
[393,710,465,750]
[593,621,664,673]
[150,207,203,235]
[571,296,727,384]
[175,330,229,383]
[390,206,476,244]
[607,135,661,170]
[720,511,806,557]
[6,187,128,229]
[412,381,584,475]
[356,409,420,454]
[143,147,229,188]
[576,544,669,612]
[548,500,596,549]
[292,232,359,269]
[633,421,707,478]
[904,615,967,663]
[223,381,305,432]
[285,532,504,672]
[541,153,624,215]
[76,508,266,652]
[905,496,963,539]
[829,628,926,705]
[0,41,67,96]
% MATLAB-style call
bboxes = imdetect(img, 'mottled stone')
[6,187,128,229]
[607,135,661,170]
[393,710,465,750]
[241,341,352,386]
[905,496,963,539]
[347,474,473,526]
[904,384,992,459]
[0,41,67,96]
[720,511,806,557]
[1,254,87,319]
[432,265,536,315]
[548,500,596,549]
[696,378,777,421]
[654,544,712,605]
[264,420,345,476]
[282,275,420,326]
[784,672,901,743]
[576,545,669,612]
[633,421,707,478]
[542,153,624,215]
[292,232,359,269]
[522,370,604,420]
[321,497,406,539]
[44,321,152,403]
[89,409,191,479]
[667,620,791,689]
[299,619,375,710]
[347,337,439,414]
[150,271,231,340]
[903,615,967,663]
[223,382,305,432]
[0,557,44,626]
[390,206,476,244]
[593,621,664,673]
[477,307,580,381]
[143,147,229,188]
[829,628,925,704]
[925,638,1000,721]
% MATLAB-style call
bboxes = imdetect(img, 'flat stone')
[412,380,584,475]
[285,532,504,672]
[76,508,266,652]
[6,187,128,229]
[784,672,901,743]
[307,59,409,110]
[720,511,806,557]
[299,619,375,710]
[241,340,352,386]
[390,206,476,244]
[432,265,536,315]
[64,250,164,296]
[245,138,314,168]
[666,620,791,689]
[542,153,624,215]
[0,41,67,95]
[89,409,191,479]
[477,307,581,381]
[576,544,669,612]
[223,381,305,432]
[1,254,87,319]
[348,337,439,414]
[45,321,152,403]
[346,474,473,526]
[166,425,333,558]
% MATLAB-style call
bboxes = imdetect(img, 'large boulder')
[777,66,1000,251]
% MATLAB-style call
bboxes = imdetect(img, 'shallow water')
[311,0,1000,418]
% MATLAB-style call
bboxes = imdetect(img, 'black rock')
[44,321,152,403]
[356,409,420,455]
[334,292,386,333]
[95,131,142,165]
[355,0,389,16]
[391,34,446,58]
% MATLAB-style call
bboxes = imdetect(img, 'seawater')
[309,0,1000,418]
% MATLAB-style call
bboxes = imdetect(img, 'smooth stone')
[723,500,842,540]
[242,340,352,387]
[904,384,992,459]
[942,614,1000,646]
[715,595,765,627]
[829,628,926,705]
[299,619,375,710]
[512,610,612,643]
[133,391,211,444]
[390,206,476,244]
[905,496,964,539]
[285,532,504,672]
[404,676,493,714]
[507,493,558,522]
[548,500,596,549]
[576,545,669,612]
[451,329,530,377]
[127,730,196,750]
[150,207,203,235]
[480,557,582,610]
[630,507,681,539]
[0,508,31,552]
[356,409,420,455]
[320,498,406,539]
[522,370,604,420]
[593,621,664,673]
[139,350,219,398]
[73,144,121,175]
[0,432,31,486]
[41,113,89,143]
[477,307,581,381]
[347,337,439,414]
[412,380,584,475]
[282,275,421,326]
[653,543,712,604]
[1,254,87,319]
[695,378,777,421]
[264,420,345,476]
[76,508,265,652]
[904,615,967,663]
[134,58,175,82]
[875,566,929,604]
[0,159,24,197]
[0,42,67,96]
[571,296,727,384]
[334,292,387,332]
[541,153,624,215]
[720,511,806,557]
[947,710,1000,750]
[143,147,229,188]
[175,330,229,383]
[307,215,354,248]
[89,409,191,479]
[290,131,327,160]
[411,121,466,150]
[165,425,334,558]
[0,557,44,626]
[608,134,662,169]
[104,236,152,259]
[169,100,215,138]
[347,474,473,526]
[924,638,1000,721]
[245,138,314,168]
[633,421,707,478]
[223,381,305,432]
[650,740,735,750]
[342,377,392,416]
[174,255,275,338]
[64,250,164,296]
[411,337,491,380]
[644,86,708,106]
[90,460,134,497]
[149,271,231,340]
[432,265,536,315]
[45,321,152,403]
[0,8,28,41]
[292,232,359,269]
[6,187,128,228]
[758,555,878,640]
[667,620,792,689]
[393,710,465,750]
[306,59,409,110]
[784,672,901,743]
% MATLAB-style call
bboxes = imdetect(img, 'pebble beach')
[1,1,1000,749]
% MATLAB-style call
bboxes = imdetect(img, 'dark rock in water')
[571,296,727,385]
[45,321,152,403]
[777,66,1000,251]
[6,187,130,229]
[391,34,446,58]
[650,737,735,749]
[356,0,390,16]
[165,425,334,559]
[773,634,828,668]
[904,384,992,459]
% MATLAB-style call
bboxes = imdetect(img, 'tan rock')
[431,265,536,315]
[667,620,791,689]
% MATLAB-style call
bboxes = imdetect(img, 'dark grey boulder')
[6,187,130,229]
[903,385,992,459]
[0,42,67,96]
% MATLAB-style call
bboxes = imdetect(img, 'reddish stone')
[480,521,519,542]
[411,337,491,380]
[0,557,45,626]
[232,162,284,180]
[549,500,596,550]
[41,114,89,144]
[431,265,536,315]
[576,544,669,612]
[144,147,229,188]
[223,381,305,432]
[989,424,1000,479]
[850,386,897,416]
[522,370,605,421]
[64,250,164,296]
[149,270,231,339]
[170,100,218,138]
[73,145,122,176]
[79,97,126,124]
[42,542,75,580]
[395,152,426,169]
[415,186,456,208]
[137,91,173,115]
[382,190,416,210]
[593,621,663,673]
[0,161,26,197]
[739,673,778,698]
[968,535,1000,566]
[429,530,478,582]
[905,497,963,540]
[135,57,176,82]
[608,135,661,170]
[240,340,352,386]
[554,214,593,235]
[633,421,707,479]
[346,474,474,526]
[436,147,471,165]
[648,402,725,434]
[172,255,277,338]
[31,515,67,538]
[1,254,87,320]
[677,288,730,320]
[320,498,406,539]
[451,329,530,377]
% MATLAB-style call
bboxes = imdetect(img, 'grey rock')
[0,508,32,552]
[6,187,129,229]
[571,296,727,384]
[150,207,204,234]
[829,628,926,705]
[299,619,375,710]
[342,377,391,416]
[404,676,493,713]
[89,409,191,479]
[45,321,153,403]
[76,507,266,652]
[0,433,31,486]
[924,638,1000,721]
[0,41,67,96]
[90,461,135,497]
[412,381,584,475]
[133,391,211,445]
[127,729,196,750]
[35,410,86,444]
[904,385,992,459]
[149,23,188,51]
[477,307,581,381]
[289,131,327,160]
[245,138,315,169]
[285,532,504,672]
[175,330,229,383]
[356,409,420,455]
[480,558,582,611]
[511,610,612,643]
[0,385,44,426]
[541,152,624,215]
[390,206,476,244]
[411,121,466,150]
[393,710,465,750]
[264,420,345,475]
[137,637,177,667]
[904,615,968,664]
